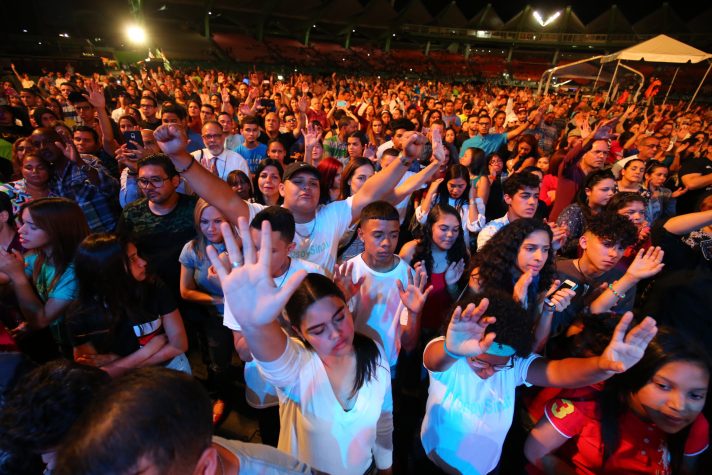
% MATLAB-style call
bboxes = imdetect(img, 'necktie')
[203,155,218,175]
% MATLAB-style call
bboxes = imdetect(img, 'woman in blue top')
[0,197,89,356]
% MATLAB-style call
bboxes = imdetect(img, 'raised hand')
[83,79,106,109]
[625,246,664,281]
[513,269,534,305]
[671,186,688,198]
[0,248,25,279]
[396,265,433,315]
[444,258,465,286]
[154,123,189,157]
[207,218,306,329]
[547,221,568,251]
[54,139,80,163]
[598,312,658,373]
[333,261,366,302]
[444,299,496,357]
[298,94,309,114]
[302,123,320,149]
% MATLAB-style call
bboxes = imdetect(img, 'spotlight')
[126,24,147,44]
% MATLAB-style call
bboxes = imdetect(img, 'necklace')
[294,215,317,247]
[276,258,291,288]
[217,451,225,475]
[573,258,589,281]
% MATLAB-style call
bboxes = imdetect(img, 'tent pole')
[687,61,712,112]
[662,67,679,107]
[604,60,620,107]
[592,61,604,92]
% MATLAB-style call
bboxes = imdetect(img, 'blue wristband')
[443,340,462,359]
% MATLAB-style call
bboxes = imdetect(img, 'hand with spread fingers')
[206,218,306,330]
[396,264,433,316]
[444,299,497,358]
[598,312,658,374]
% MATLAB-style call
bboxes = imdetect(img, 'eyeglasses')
[139,103,155,109]
[137,177,170,188]
[74,105,93,111]
[645,144,660,149]
[285,118,297,122]
[469,357,514,372]
[202,133,223,140]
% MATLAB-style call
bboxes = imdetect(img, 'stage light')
[126,24,147,44]
[533,10,561,27]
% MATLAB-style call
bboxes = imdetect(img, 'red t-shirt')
[538,397,709,474]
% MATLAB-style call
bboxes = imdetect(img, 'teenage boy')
[553,212,665,334]
[232,116,267,174]
[477,172,541,248]
[153,124,416,274]
[222,207,324,447]
[344,201,427,367]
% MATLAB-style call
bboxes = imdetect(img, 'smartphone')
[337,100,348,108]
[544,279,578,307]
[123,130,143,150]
[259,98,276,112]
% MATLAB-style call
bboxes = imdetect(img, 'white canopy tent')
[601,35,712,109]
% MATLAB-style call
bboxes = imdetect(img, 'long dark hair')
[71,234,148,340]
[285,273,381,396]
[20,198,89,293]
[600,327,711,472]
[412,204,468,276]
[339,157,373,200]
[576,169,616,219]
[436,164,471,210]
[470,218,555,311]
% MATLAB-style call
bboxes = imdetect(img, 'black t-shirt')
[678,157,712,214]
[67,279,177,356]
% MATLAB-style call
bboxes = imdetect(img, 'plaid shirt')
[323,135,349,165]
[50,157,121,233]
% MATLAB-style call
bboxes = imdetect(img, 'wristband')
[443,340,463,359]
[176,158,195,174]
[608,282,625,301]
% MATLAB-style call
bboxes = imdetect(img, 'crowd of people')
[0,62,711,474]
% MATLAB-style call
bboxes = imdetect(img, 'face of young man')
[358,218,399,269]
[73,130,98,154]
[279,172,320,215]
[504,186,540,219]
[241,123,260,145]
[579,232,626,274]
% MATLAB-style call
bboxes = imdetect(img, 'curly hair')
[584,211,638,249]
[449,288,534,357]
[412,204,469,276]
[470,218,556,311]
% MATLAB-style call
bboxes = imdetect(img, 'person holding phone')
[466,218,576,351]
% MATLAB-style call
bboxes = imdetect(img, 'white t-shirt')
[246,198,354,275]
[256,337,393,475]
[420,337,540,475]
[346,254,410,367]
[395,171,416,223]
[222,258,324,409]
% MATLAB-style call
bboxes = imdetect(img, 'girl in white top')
[415,164,486,246]
[208,218,393,475]
[420,290,658,475]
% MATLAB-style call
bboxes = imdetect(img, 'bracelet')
[175,158,195,174]
[608,282,625,301]
[443,340,463,359]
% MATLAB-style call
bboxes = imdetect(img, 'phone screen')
[123,131,143,150]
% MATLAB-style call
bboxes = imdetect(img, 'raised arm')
[154,123,249,224]
[206,218,306,362]
[85,80,119,155]
[662,209,712,235]
[526,312,657,388]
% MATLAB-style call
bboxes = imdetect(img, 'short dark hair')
[68,91,90,106]
[606,192,647,214]
[161,104,187,121]
[139,96,157,107]
[502,171,540,197]
[390,118,415,133]
[0,360,108,454]
[55,368,212,475]
[251,206,296,242]
[200,103,215,113]
[382,148,399,158]
[241,115,261,128]
[73,125,99,144]
[137,153,178,178]
[584,212,638,248]
[361,201,399,223]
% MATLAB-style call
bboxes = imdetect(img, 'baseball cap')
[568,128,582,138]
[283,162,320,181]
[516,106,527,113]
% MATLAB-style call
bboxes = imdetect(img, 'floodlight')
[126,24,147,44]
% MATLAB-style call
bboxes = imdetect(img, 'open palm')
[445,299,496,357]
[207,218,306,329]
[599,312,658,373]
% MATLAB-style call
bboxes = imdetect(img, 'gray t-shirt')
[213,436,311,474]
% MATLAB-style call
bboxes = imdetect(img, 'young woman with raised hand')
[0,198,89,356]
[207,218,394,475]
[468,218,576,351]
[525,327,709,475]
[420,290,658,475]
